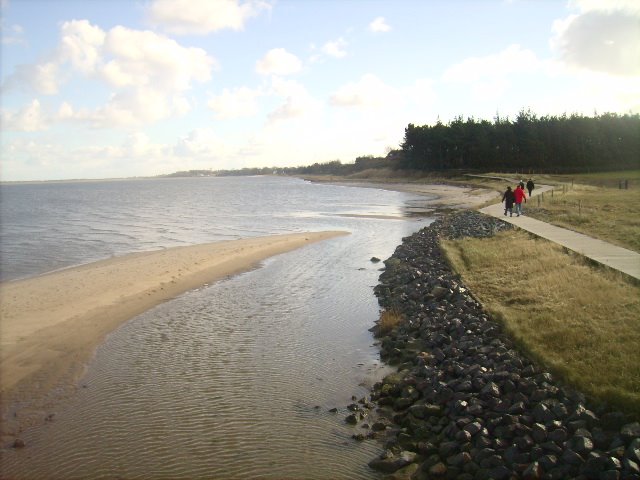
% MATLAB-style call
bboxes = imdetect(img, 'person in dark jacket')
[502,186,515,217]
[526,178,534,196]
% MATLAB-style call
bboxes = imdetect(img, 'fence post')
[551,189,554,198]
[625,180,629,190]
[579,200,582,216]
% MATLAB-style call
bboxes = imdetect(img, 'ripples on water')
[0,177,432,479]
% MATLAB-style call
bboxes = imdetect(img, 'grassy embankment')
[440,170,640,418]
[313,168,639,416]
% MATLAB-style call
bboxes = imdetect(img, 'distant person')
[514,184,527,216]
[502,186,515,217]
[519,179,525,190]
[526,178,534,196]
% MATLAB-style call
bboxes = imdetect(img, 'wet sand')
[0,231,347,438]
[301,176,500,210]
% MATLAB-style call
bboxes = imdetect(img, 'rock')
[601,412,627,431]
[345,413,359,425]
[599,470,620,480]
[364,211,640,480]
[628,438,640,463]
[488,465,512,480]
[447,451,472,467]
[570,435,594,455]
[430,286,448,299]
[621,423,640,441]
[13,438,25,448]
[370,257,381,263]
[368,450,416,473]
[623,457,640,475]
[522,461,542,480]
[428,462,447,477]
[562,448,585,466]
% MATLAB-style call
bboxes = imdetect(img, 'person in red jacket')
[514,184,527,216]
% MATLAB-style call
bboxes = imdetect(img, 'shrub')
[376,309,403,337]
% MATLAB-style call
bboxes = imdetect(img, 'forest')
[399,111,639,173]
[208,111,639,177]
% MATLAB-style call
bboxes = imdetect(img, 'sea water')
[0,176,433,479]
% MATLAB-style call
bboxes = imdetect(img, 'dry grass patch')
[441,229,640,417]
[375,309,404,337]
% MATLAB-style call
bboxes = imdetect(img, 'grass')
[376,308,403,337]
[453,170,640,252]
[525,182,640,252]
[441,229,640,418]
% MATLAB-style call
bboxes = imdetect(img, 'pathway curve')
[478,184,640,280]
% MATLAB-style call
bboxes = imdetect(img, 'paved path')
[479,185,640,280]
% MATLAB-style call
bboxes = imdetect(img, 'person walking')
[526,178,534,197]
[514,184,527,216]
[502,186,515,217]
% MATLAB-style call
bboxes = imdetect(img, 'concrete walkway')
[479,185,640,280]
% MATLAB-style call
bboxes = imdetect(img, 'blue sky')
[1,0,639,181]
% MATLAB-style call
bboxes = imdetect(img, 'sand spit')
[0,231,348,438]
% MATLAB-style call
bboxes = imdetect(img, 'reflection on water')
[0,177,434,282]
[0,178,432,479]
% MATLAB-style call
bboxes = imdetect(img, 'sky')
[1,0,639,181]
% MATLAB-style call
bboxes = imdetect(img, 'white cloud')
[173,128,231,158]
[267,77,321,122]
[101,26,214,90]
[329,73,402,108]
[256,48,302,76]
[322,37,348,58]
[442,44,541,84]
[533,63,640,115]
[2,60,62,95]
[2,23,25,45]
[569,0,640,15]
[1,99,49,131]
[146,0,271,35]
[121,132,155,156]
[551,9,640,76]
[59,19,105,74]
[369,16,391,33]
[1,138,67,179]
[2,20,215,128]
[441,44,542,101]
[207,86,262,119]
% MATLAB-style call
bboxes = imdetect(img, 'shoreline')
[0,231,348,440]
[299,175,500,211]
[360,211,640,477]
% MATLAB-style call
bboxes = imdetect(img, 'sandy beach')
[301,176,500,211]
[0,231,347,438]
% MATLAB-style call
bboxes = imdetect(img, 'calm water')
[0,176,432,479]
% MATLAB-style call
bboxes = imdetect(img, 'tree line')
[202,111,639,178]
[399,111,639,173]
